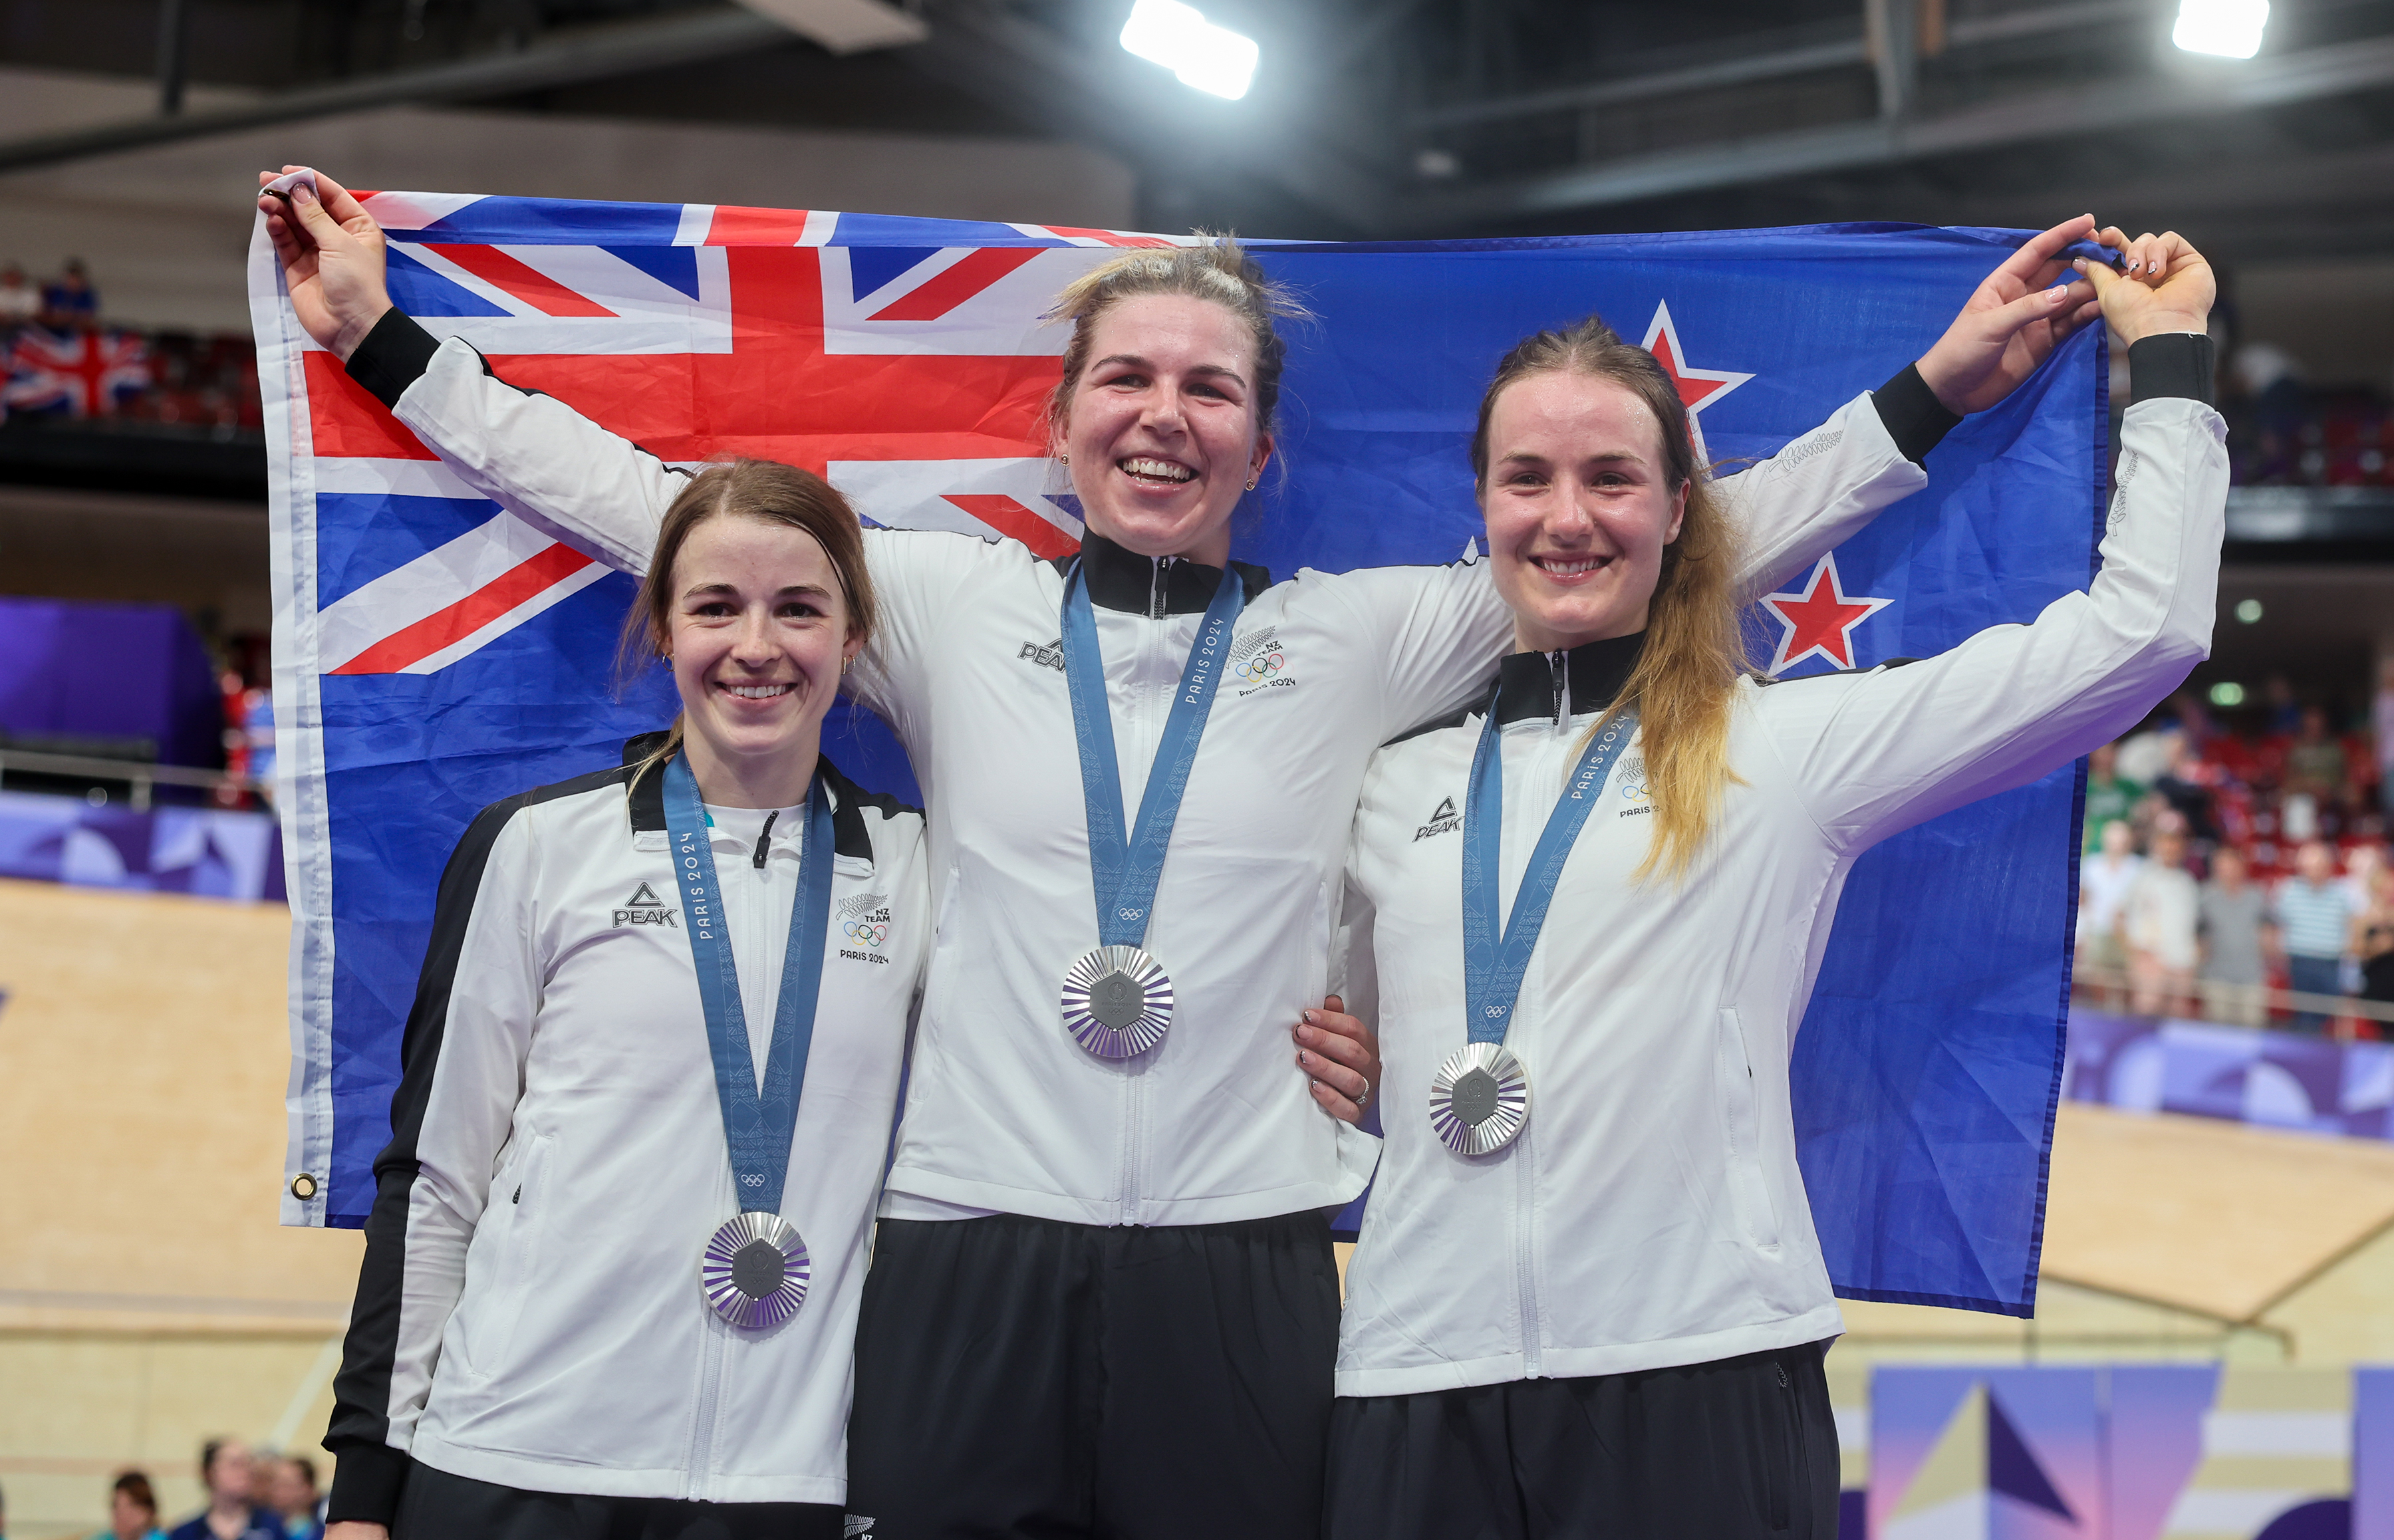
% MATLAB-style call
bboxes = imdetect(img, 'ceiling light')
[1120,0,1260,100]
[2173,0,2268,59]
[2234,598,2264,623]
[2209,681,2246,707]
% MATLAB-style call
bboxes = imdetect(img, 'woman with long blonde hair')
[1316,236,2221,1537]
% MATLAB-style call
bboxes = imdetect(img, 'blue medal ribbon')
[1460,702,1641,1045]
[1059,560,1246,948]
[662,751,835,1216]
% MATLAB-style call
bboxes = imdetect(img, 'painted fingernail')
[1302,1009,1317,1024]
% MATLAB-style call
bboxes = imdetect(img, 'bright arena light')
[2173,0,2269,59]
[1120,0,1260,100]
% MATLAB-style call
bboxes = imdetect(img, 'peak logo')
[1415,796,1462,841]
[613,881,680,928]
[1018,637,1065,672]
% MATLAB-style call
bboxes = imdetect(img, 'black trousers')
[847,1210,1343,1540]
[1325,1341,1841,1540]
[391,1460,844,1540]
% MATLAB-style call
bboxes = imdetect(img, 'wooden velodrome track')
[3,875,2392,1533]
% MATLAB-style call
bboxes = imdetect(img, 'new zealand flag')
[254,197,2105,1316]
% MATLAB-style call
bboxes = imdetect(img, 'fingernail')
[1302,1009,1317,1024]
[293,184,315,202]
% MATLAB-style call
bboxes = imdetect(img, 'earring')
[1246,476,1258,491]
[1059,453,1069,466]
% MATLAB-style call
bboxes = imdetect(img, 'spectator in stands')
[2199,846,2270,1027]
[2083,741,2143,854]
[0,263,37,323]
[2125,827,2200,1016]
[2151,731,2219,841]
[100,1471,165,1540]
[2262,672,2302,736]
[2078,819,2143,1004]
[165,1440,279,1540]
[263,1458,322,1540]
[41,257,98,330]
[2375,658,2394,816]
[2272,839,2355,1035]
[2286,705,2347,803]
[2356,863,2394,1008]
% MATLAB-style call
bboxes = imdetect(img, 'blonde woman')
[264,164,2123,1539]
[1315,235,2220,1536]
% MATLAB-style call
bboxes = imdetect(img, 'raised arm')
[259,166,682,575]
[1723,215,2120,596]
[1758,235,2223,854]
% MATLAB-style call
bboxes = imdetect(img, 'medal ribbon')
[663,751,836,1216]
[1059,560,1247,948]
[1460,704,1641,1045]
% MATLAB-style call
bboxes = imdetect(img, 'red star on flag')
[1641,300,1753,464]
[1760,554,1891,674]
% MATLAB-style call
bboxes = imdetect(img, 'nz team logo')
[612,881,679,928]
[1616,757,1653,818]
[1232,628,1292,695]
[838,891,894,965]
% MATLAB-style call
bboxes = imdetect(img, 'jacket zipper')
[1514,723,1560,1378]
[1120,555,1172,1222]
[1149,554,1171,619]
[1547,648,1569,729]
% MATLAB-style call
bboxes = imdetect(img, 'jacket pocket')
[463,1132,554,1380]
[1714,1009,1782,1252]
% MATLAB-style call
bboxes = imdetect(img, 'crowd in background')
[0,1439,328,1540]
[0,257,261,431]
[2074,663,2394,1035]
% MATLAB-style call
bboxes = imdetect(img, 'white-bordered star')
[1641,300,1755,466]
[1760,553,1892,674]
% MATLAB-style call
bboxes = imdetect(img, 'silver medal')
[1428,1042,1531,1155]
[1060,944,1174,1058]
[700,1210,811,1329]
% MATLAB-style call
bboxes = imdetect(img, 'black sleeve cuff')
[345,308,442,412]
[324,1440,410,1525]
[2128,332,2217,408]
[1870,362,1964,465]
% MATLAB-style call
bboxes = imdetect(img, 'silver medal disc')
[1428,1043,1531,1156]
[700,1210,811,1329]
[1060,944,1174,1059]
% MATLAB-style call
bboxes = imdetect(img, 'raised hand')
[257,166,393,360]
[1914,213,2110,416]
[1293,994,1380,1127]
[2075,229,2215,345]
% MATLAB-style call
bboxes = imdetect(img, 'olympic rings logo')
[1236,651,1285,683]
[843,920,888,948]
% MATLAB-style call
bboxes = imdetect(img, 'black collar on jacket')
[1049,531,1273,615]
[618,732,895,862]
[1488,631,1647,727]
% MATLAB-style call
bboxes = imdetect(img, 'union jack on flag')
[3,325,151,418]
[255,195,2111,1321]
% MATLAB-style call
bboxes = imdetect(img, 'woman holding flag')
[265,164,2127,1539]
[1312,234,2219,1537]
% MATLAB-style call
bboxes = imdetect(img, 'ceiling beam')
[0,7,787,176]
[1398,31,2394,230]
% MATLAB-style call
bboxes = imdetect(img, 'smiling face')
[664,513,861,808]
[1481,370,1688,654]
[1061,293,1270,568]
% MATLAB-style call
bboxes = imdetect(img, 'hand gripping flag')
[253,199,2105,1316]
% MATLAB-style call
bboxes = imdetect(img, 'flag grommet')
[289,1172,319,1201]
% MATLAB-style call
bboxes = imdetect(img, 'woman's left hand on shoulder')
[1294,995,1381,1126]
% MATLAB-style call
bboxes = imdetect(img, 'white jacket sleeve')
[325,797,545,1519]
[1717,389,1930,595]
[1754,392,2227,855]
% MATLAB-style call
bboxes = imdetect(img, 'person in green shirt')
[2085,739,2146,854]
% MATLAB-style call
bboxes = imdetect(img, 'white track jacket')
[1335,368,2225,1396]
[345,311,1952,1229]
[324,749,929,1515]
